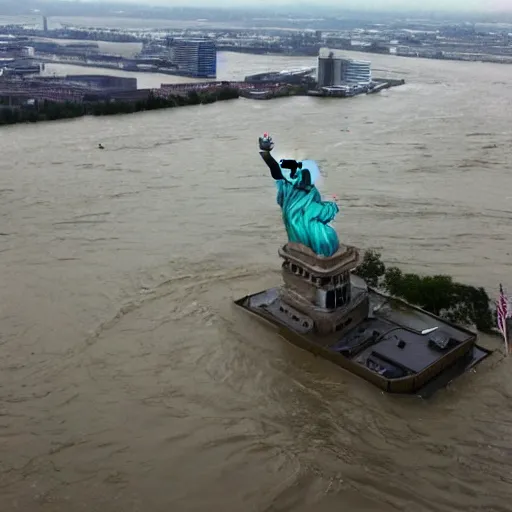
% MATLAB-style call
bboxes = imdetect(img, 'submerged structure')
[235,136,491,397]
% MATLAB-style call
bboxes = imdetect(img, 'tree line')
[0,87,240,126]
[353,249,494,332]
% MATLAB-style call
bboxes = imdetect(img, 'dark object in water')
[98,143,104,149]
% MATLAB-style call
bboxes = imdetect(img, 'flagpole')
[504,321,509,356]
[508,297,512,357]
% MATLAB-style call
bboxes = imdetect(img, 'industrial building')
[0,36,41,76]
[167,38,216,78]
[317,49,372,87]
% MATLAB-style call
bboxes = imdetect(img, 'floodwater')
[1,51,512,512]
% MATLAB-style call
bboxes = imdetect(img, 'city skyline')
[80,0,512,13]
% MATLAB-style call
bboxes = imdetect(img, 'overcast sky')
[104,0,511,12]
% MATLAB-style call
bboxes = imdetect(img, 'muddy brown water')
[1,51,512,511]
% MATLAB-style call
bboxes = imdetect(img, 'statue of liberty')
[258,134,340,258]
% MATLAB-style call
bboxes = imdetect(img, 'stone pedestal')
[278,242,366,335]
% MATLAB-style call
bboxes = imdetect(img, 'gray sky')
[108,0,510,12]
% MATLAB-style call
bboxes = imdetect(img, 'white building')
[317,49,372,87]
[340,58,371,84]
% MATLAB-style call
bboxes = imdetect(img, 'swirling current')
[1,50,512,511]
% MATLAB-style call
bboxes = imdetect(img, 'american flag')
[497,284,510,353]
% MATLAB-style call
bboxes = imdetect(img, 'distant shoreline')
[0,75,407,128]
[2,24,512,69]
[216,46,512,65]
[40,47,512,76]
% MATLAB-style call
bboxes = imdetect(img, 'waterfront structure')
[244,67,316,85]
[167,38,216,78]
[317,49,371,87]
[0,37,40,76]
[29,40,99,55]
[314,84,367,97]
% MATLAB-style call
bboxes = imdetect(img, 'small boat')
[98,143,104,150]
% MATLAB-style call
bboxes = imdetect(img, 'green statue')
[258,134,340,257]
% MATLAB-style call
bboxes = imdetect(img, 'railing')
[159,81,284,93]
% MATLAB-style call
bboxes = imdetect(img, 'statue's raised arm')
[259,133,303,181]
[259,133,283,180]
[258,134,340,258]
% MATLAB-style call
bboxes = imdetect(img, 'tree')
[0,86,241,128]
[354,249,385,287]
[354,249,493,332]
[187,90,201,105]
